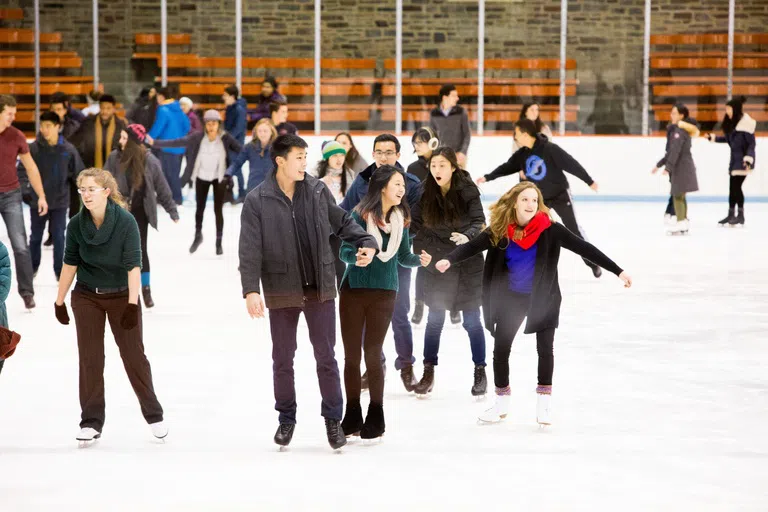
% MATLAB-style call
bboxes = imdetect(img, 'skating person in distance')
[147,109,243,255]
[706,96,756,227]
[339,165,431,440]
[226,118,277,195]
[340,134,424,394]
[435,182,632,426]
[476,118,603,278]
[238,134,378,451]
[512,102,554,153]
[105,124,179,308]
[54,168,166,444]
[651,104,699,235]
[410,147,487,398]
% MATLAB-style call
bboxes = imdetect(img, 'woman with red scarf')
[435,182,632,426]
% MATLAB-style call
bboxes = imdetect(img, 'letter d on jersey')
[525,155,547,181]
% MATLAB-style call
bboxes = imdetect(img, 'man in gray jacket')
[238,134,378,451]
[429,84,471,167]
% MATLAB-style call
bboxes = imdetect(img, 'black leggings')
[132,206,150,274]
[493,290,555,388]
[195,178,225,234]
[546,191,597,271]
[729,175,746,209]
[339,285,397,405]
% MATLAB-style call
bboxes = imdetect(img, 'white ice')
[1,199,767,511]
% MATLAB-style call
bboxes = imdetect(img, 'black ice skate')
[729,207,745,227]
[341,401,364,438]
[471,365,487,398]
[142,285,154,308]
[718,207,735,226]
[274,423,295,448]
[189,230,203,253]
[415,363,435,397]
[325,418,347,451]
[360,403,385,441]
[400,365,418,393]
[411,300,424,324]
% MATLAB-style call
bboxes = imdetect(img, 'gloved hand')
[55,302,70,325]
[450,232,469,245]
[120,303,140,330]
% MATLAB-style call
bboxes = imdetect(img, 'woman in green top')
[339,165,432,440]
[54,168,166,445]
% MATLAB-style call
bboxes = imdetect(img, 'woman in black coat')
[435,182,632,426]
[411,147,487,398]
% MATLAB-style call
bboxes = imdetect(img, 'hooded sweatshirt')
[148,100,191,155]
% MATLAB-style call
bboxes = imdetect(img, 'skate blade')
[344,431,361,439]
[277,445,290,452]
[361,436,384,445]
[472,393,487,402]
[537,421,551,428]
[415,392,432,400]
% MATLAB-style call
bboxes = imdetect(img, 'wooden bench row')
[0,56,82,69]
[0,28,62,44]
[651,56,768,69]
[0,9,24,20]
[134,34,191,46]
[651,33,768,46]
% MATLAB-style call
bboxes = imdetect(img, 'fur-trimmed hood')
[736,113,756,135]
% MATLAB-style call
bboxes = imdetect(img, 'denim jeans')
[30,207,67,279]
[0,189,34,298]
[390,265,417,370]
[423,307,486,366]
[158,151,184,204]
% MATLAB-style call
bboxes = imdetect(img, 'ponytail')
[76,168,128,209]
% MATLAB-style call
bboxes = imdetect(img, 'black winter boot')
[189,230,203,253]
[142,285,155,308]
[274,423,295,447]
[471,365,488,397]
[216,232,223,255]
[411,300,425,324]
[361,403,385,440]
[325,418,347,450]
[341,400,364,438]
[718,207,735,226]
[415,363,435,396]
[400,365,418,393]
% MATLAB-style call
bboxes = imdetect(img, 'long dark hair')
[335,132,361,170]
[119,138,146,193]
[722,96,746,135]
[520,102,544,134]
[315,159,349,196]
[421,146,476,228]
[354,165,411,228]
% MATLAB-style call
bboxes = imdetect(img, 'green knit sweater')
[340,211,421,292]
[63,200,142,289]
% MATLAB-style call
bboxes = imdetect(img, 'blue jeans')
[390,265,416,370]
[158,151,184,204]
[0,189,34,298]
[30,207,67,279]
[423,307,486,366]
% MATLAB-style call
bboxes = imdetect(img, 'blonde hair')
[252,118,278,156]
[488,182,551,246]
[76,168,127,209]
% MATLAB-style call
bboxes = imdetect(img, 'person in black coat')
[435,182,632,426]
[411,147,487,397]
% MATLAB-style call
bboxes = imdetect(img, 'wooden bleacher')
[0,28,61,45]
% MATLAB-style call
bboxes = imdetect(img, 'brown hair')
[76,168,127,209]
[0,94,17,114]
[119,137,146,195]
[252,118,278,156]
[488,182,551,246]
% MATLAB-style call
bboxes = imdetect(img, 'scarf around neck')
[507,211,552,250]
[366,208,404,262]
[94,116,116,169]
[80,199,119,246]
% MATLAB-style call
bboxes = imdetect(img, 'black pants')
[729,175,746,209]
[665,195,675,216]
[132,205,150,274]
[415,266,425,302]
[329,235,345,288]
[195,178,225,235]
[493,289,555,388]
[340,285,397,405]
[69,180,81,219]
[546,190,598,270]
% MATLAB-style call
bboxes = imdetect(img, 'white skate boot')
[150,421,168,440]
[76,427,101,447]
[478,393,511,424]
[537,393,552,426]
[666,219,689,236]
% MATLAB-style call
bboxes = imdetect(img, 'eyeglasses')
[77,187,105,196]
[374,151,397,158]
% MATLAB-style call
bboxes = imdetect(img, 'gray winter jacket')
[238,173,378,309]
[429,105,471,154]
[657,122,699,196]
[105,149,180,229]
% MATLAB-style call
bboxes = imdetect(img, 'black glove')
[22,194,33,206]
[55,303,70,325]
[120,303,140,330]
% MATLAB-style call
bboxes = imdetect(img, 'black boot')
[415,363,435,395]
[274,423,295,447]
[361,403,385,440]
[43,234,53,247]
[591,265,603,278]
[216,232,223,255]
[471,364,487,397]
[142,285,155,308]
[400,364,418,393]
[341,400,364,437]
[450,310,461,325]
[411,300,424,324]
[325,418,347,450]
[189,230,203,253]
[718,207,735,226]
[729,206,744,226]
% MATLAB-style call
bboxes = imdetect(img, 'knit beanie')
[126,124,146,144]
[203,109,222,122]
[322,140,347,160]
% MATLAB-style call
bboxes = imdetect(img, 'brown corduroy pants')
[71,287,163,432]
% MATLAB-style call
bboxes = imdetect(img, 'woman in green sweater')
[339,165,432,440]
[54,168,166,445]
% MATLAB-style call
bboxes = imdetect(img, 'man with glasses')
[340,134,424,393]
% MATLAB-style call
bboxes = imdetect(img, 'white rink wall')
[300,135,768,201]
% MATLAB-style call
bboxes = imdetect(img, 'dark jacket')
[412,174,485,311]
[225,98,248,145]
[429,105,471,154]
[484,135,595,200]
[226,140,274,191]
[407,156,429,182]
[187,110,203,134]
[339,162,422,213]
[657,121,699,196]
[61,115,81,142]
[18,134,84,210]
[104,149,180,230]
[445,223,623,336]
[70,115,126,168]
[238,173,378,309]
[714,113,757,171]
[149,101,191,155]
[250,92,286,123]
[153,131,242,187]
[126,96,157,131]
[276,122,298,136]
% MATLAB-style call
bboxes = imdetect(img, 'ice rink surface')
[1,199,767,511]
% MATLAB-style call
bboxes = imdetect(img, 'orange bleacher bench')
[0,56,82,69]
[650,33,768,45]
[0,83,89,95]
[134,33,191,46]
[0,28,62,44]
[0,9,24,20]
[652,84,768,97]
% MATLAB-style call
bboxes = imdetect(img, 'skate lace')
[473,366,484,385]
[278,424,292,435]
[325,419,340,438]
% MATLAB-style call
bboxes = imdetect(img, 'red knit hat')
[126,123,147,144]
[0,326,21,359]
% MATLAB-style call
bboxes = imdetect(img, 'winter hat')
[0,326,21,359]
[203,109,222,122]
[126,124,146,144]
[322,140,347,160]
[179,97,193,108]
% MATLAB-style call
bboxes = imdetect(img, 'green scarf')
[79,200,118,246]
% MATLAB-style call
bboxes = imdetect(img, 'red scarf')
[507,212,552,250]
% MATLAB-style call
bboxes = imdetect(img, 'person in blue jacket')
[0,240,11,376]
[340,133,424,393]
[226,118,277,194]
[148,87,190,205]
[223,85,248,203]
